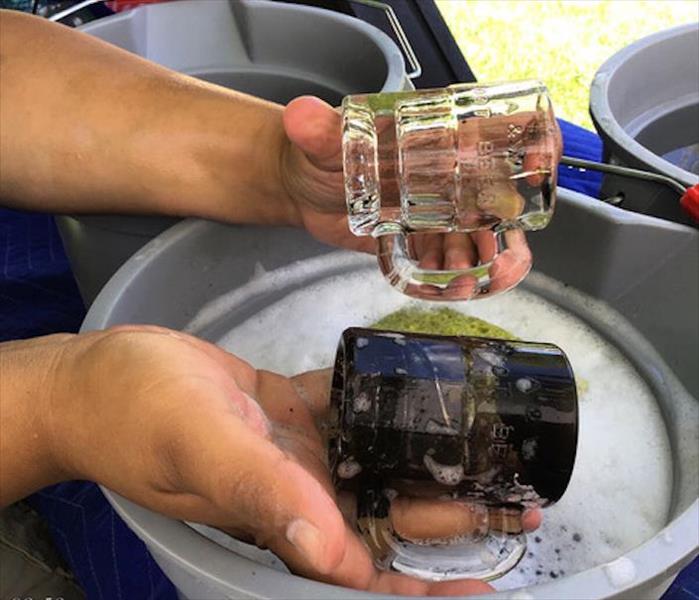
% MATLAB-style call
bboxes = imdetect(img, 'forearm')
[0,335,76,506]
[0,11,300,225]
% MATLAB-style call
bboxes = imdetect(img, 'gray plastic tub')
[81,188,698,599]
[590,23,699,223]
[58,0,411,304]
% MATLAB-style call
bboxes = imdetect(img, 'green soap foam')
[370,307,589,396]
[371,307,517,340]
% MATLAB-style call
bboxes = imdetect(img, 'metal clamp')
[561,155,699,223]
[349,0,422,80]
[560,156,688,196]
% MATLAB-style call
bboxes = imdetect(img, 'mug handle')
[374,223,530,301]
[355,487,528,581]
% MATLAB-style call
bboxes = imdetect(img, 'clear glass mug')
[342,80,561,300]
[329,328,579,581]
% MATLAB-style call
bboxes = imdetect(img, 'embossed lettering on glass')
[342,81,561,300]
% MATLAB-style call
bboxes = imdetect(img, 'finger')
[441,274,479,300]
[489,507,542,533]
[403,281,451,300]
[290,368,334,417]
[487,507,525,534]
[403,281,452,300]
[292,519,493,596]
[426,579,494,596]
[391,498,537,539]
[256,370,321,433]
[255,371,329,474]
[486,228,532,295]
[443,231,477,270]
[283,96,342,171]
[372,570,493,596]
[412,233,444,270]
[522,508,543,532]
[391,498,489,540]
[471,230,498,264]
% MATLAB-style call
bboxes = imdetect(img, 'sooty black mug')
[328,327,578,580]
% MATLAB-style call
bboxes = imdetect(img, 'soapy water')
[203,263,671,590]
[603,556,637,588]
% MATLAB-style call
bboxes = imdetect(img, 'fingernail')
[521,508,540,532]
[489,508,523,534]
[286,519,324,566]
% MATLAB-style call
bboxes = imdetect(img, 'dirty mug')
[342,80,561,300]
[328,328,578,580]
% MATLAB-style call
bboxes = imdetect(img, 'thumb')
[167,383,347,576]
[283,96,343,171]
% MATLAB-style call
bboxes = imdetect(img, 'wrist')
[0,335,78,505]
[148,85,303,227]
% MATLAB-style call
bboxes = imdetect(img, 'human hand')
[281,97,560,299]
[281,96,376,254]
[37,326,539,594]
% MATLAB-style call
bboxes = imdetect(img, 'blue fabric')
[1,120,695,600]
[1,211,177,599]
[27,483,175,600]
[0,210,85,341]
[557,118,604,197]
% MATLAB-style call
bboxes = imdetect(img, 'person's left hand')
[27,326,540,595]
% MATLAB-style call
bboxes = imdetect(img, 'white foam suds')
[337,459,362,479]
[211,263,673,590]
[423,454,465,486]
[510,591,534,600]
[353,392,371,413]
[516,378,533,393]
[603,556,637,588]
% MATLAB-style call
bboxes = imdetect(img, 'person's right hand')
[19,326,540,595]
[281,97,558,300]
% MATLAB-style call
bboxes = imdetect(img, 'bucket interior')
[193,69,346,106]
[634,102,699,175]
[180,258,689,592]
[85,190,699,598]
[82,0,395,98]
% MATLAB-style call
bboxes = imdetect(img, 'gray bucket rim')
[81,189,699,599]
[589,22,699,188]
[98,488,699,599]
[182,64,384,101]
[80,0,409,95]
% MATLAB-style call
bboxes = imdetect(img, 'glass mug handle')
[373,222,532,301]
[354,487,528,581]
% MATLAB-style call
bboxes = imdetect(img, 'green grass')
[436,0,698,130]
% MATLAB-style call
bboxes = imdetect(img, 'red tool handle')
[680,184,699,223]
[105,0,164,12]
